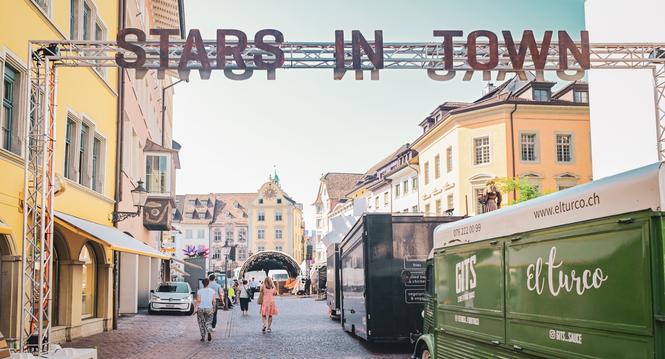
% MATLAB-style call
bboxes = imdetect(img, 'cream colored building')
[248,175,305,262]
[411,76,592,216]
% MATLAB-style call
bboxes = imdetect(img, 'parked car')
[148,282,195,315]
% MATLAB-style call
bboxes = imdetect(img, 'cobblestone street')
[65,296,412,359]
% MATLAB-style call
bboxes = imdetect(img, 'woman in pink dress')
[260,277,278,333]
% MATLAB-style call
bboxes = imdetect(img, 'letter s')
[254,29,284,70]
[116,28,146,68]
[469,255,477,289]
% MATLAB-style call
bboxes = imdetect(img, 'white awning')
[172,257,203,270]
[55,211,170,259]
[170,265,189,276]
[0,220,11,235]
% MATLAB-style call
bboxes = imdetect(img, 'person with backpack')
[238,279,251,315]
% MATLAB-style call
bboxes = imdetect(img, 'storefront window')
[80,243,96,318]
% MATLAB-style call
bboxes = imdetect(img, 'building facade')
[411,76,592,217]
[208,193,254,271]
[115,0,185,315]
[0,0,180,346]
[248,175,305,262]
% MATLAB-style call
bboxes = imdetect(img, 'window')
[275,211,283,221]
[424,161,430,185]
[197,229,205,239]
[188,200,196,206]
[533,88,550,102]
[403,180,409,194]
[446,147,453,173]
[520,133,537,162]
[185,229,192,238]
[447,194,454,210]
[237,247,247,261]
[80,244,96,318]
[70,0,79,39]
[424,203,431,215]
[395,184,400,197]
[79,123,90,185]
[64,118,77,180]
[257,229,265,240]
[412,177,418,191]
[573,90,589,103]
[275,229,283,240]
[475,188,485,215]
[434,154,441,179]
[277,198,282,204]
[275,245,283,252]
[474,137,490,165]
[226,230,234,241]
[316,205,322,214]
[214,230,221,242]
[316,218,322,228]
[34,0,50,15]
[2,63,21,155]
[91,137,103,192]
[383,192,389,206]
[257,245,265,252]
[212,249,221,260]
[258,211,265,221]
[82,2,91,40]
[374,197,379,209]
[435,199,442,215]
[198,212,205,219]
[238,229,246,241]
[93,21,106,75]
[412,205,418,212]
[146,155,170,194]
[556,134,573,163]
[258,198,264,204]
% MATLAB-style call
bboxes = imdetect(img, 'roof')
[432,162,665,253]
[313,173,364,204]
[210,193,257,225]
[144,139,181,169]
[346,144,411,196]
[412,74,589,150]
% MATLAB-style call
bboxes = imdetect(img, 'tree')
[495,178,541,204]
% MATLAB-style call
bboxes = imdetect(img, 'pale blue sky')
[173,0,586,229]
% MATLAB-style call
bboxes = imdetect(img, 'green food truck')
[414,163,665,359]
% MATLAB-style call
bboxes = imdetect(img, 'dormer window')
[533,87,551,102]
[258,198,264,204]
[573,90,588,103]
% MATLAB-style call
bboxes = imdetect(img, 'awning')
[54,211,170,259]
[0,220,11,235]
[172,257,203,270]
[170,265,189,276]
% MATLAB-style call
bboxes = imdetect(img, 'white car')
[148,282,195,315]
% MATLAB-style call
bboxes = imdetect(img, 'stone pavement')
[66,296,412,358]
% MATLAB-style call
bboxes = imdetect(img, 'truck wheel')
[418,348,431,359]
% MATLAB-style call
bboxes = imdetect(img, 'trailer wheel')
[418,347,431,359]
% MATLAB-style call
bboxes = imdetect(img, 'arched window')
[79,243,96,318]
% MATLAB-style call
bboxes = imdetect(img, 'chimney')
[483,82,496,96]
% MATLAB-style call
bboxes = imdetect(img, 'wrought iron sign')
[114,29,591,81]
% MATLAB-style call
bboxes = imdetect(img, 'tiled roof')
[345,144,410,196]
[211,193,257,225]
[314,173,364,204]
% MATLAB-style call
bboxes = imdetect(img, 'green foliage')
[495,178,541,204]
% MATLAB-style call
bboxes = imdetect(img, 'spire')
[273,165,280,184]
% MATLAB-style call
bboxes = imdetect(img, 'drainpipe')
[112,0,127,331]
[509,104,518,201]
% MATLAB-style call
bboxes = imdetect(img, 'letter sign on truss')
[18,30,665,355]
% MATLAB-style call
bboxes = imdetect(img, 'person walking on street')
[228,285,236,306]
[239,279,251,315]
[259,277,278,333]
[195,278,215,342]
[207,274,222,331]
[249,277,258,299]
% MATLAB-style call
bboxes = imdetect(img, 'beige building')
[248,175,305,263]
[209,193,255,270]
[411,76,592,216]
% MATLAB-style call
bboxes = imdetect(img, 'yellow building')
[248,174,305,263]
[0,0,168,346]
[411,77,592,216]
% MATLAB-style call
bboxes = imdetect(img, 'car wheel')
[187,306,194,316]
[148,307,156,315]
[419,347,432,359]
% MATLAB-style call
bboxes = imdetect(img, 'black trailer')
[326,243,341,318]
[339,213,462,342]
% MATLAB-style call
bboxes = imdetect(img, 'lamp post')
[112,180,148,223]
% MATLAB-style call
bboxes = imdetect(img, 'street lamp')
[112,179,148,223]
